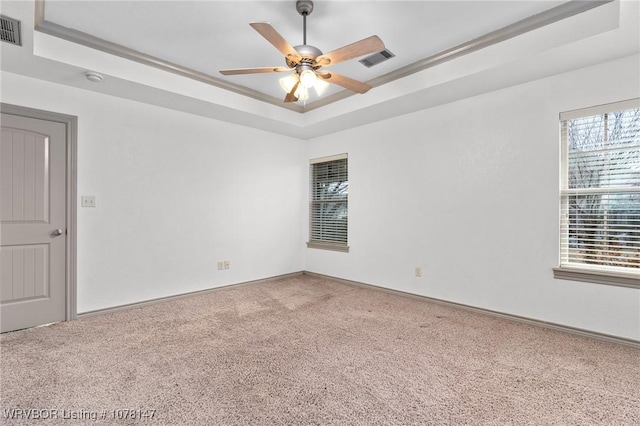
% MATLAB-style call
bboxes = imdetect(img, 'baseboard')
[303,271,640,349]
[76,269,638,348]
[77,271,304,318]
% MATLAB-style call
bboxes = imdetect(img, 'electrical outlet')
[415,267,422,277]
[217,261,224,270]
[224,260,230,270]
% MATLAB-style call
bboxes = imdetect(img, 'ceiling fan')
[220,0,385,103]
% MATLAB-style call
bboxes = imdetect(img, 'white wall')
[305,54,640,341]
[1,72,306,313]
[2,54,638,340]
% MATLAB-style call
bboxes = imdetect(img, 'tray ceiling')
[39,0,570,109]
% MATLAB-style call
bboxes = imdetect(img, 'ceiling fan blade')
[319,72,372,94]
[250,22,301,63]
[284,81,300,103]
[220,67,292,75]
[316,35,385,66]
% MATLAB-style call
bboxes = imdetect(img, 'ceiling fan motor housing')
[287,44,323,69]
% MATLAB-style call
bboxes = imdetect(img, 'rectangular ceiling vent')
[0,15,21,46]
[359,49,395,68]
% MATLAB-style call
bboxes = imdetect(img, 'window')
[555,99,640,288]
[308,154,349,252]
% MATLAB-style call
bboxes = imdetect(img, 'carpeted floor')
[1,274,639,425]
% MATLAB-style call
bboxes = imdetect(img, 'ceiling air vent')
[359,49,395,68]
[0,15,21,46]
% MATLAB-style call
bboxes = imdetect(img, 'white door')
[0,112,67,332]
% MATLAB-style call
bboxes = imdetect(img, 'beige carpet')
[1,274,639,425]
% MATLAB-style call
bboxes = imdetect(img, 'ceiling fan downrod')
[296,0,313,46]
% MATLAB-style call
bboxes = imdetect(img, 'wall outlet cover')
[81,195,96,207]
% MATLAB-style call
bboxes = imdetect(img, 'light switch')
[81,195,96,207]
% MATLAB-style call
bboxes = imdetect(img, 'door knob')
[52,229,64,237]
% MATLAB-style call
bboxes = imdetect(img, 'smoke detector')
[84,72,103,83]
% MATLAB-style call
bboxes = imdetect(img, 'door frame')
[1,103,78,322]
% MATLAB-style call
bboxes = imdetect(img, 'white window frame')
[554,98,640,288]
[307,154,349,252]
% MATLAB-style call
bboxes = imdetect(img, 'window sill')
[307,242,349,253]
[553,267,640,289]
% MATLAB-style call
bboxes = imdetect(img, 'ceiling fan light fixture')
[296,85,310,101]
[280,70,327,101]
[299,69,317,88]
[279,74,299,93]
[313,78,330,96]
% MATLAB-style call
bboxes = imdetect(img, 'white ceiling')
[41,0,567,102]
[1,1,638,138]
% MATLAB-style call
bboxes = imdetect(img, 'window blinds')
[560,101,640,272]
[309,155,348,246]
